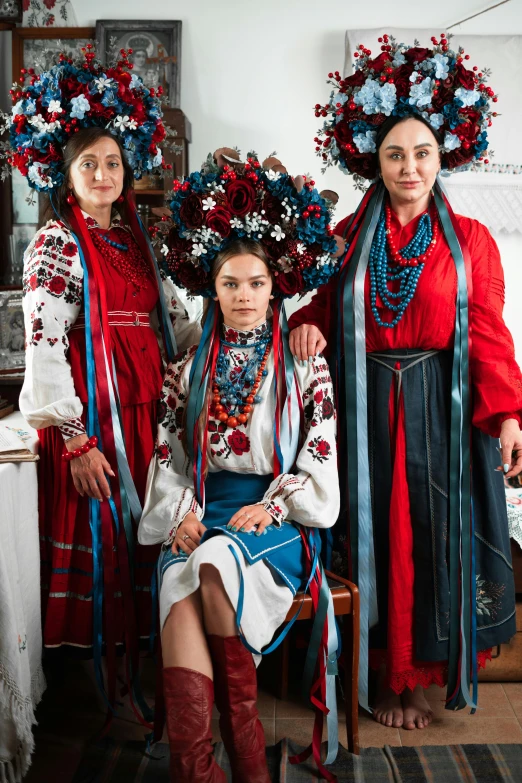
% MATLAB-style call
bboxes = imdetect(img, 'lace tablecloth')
[0,413,45,782]
[506,484,522,551]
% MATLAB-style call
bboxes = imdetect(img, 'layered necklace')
[210,324,272,429]
[369,202,439,328]
[90,226,152,290]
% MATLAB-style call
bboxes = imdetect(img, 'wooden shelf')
[135,190,165,196]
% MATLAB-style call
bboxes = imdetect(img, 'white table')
[0,412,45,782]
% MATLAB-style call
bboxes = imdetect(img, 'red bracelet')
[62,435,98,462]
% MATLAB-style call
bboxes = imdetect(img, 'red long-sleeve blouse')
[288,208,522,438]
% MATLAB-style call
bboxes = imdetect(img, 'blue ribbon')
[339,183,384,713]
[273,303,300,474]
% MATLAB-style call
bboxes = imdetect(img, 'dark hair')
[375,114,443,160]
[38,127,135,228]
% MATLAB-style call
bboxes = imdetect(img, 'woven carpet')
[71,738,522,782]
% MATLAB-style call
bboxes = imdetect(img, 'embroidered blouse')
[19,213,201,434]
[138,322,340,546]
[288,209,522,438]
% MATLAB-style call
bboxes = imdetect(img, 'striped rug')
[72,739,522,782]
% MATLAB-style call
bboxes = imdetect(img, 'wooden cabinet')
[134,108,191,230]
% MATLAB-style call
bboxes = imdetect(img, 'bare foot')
[401,686,433,730]
[373,686,403,728]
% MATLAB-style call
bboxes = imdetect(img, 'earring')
[116,194,125,204]
[66,190,76,205]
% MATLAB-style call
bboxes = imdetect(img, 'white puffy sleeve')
[138,345,203,546]
[19,221,85,431]
[260,354,339,528]
[157,272,202,355]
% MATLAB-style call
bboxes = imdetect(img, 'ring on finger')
[182,534,191,542]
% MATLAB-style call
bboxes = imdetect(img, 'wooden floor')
[25,657,522,782]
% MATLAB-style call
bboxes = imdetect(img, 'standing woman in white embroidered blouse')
[138,150,342,782]
[5,49,199,710]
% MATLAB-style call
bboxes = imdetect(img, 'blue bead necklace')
[99,233,128,252]
[369,204,436,328]
[211,330,272,428]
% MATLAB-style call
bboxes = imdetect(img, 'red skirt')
[38,401,159,650]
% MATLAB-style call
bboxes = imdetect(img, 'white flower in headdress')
[94,76,114,93]
[161,244,169,256]
[265,169,281,181]
[48,100,63,114]
[230,217,243,229]
[271,225,285,241]
[202,197,216,211]
[192,242,207,257]
[114,115,132,130]
[296,242,306,255]
[127,118,138,131]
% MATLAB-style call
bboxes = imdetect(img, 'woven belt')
[368,349,440,414]
[70,311,151,331]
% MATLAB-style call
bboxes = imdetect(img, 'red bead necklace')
[210,342,271,428]
[90,227,153,290]
[384,203,440,267]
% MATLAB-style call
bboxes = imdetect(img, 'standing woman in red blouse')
[6,48,199,716]
[289,35,522,730]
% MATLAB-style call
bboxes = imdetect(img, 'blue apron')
[158,470,310,596]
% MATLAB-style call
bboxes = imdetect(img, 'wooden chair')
[279,570,360,754]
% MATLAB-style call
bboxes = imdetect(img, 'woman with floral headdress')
[138,150,342,781]
[289,34,522,730]
[4,46,200,716]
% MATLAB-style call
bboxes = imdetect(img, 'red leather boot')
[163,666,226,783]
[207,635,271,783]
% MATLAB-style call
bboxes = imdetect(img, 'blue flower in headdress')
[354,78,396,116]
[70,95,91,119]
[392,50,406,67]
[353,130,377,154]
[443,131,461,151]
[429,54,449,80]
[454,87,480,107]
[408,77,433,109]
[428,113,444,129]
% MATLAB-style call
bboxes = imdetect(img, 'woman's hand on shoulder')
[289,324,326,363]
[67,435,116,501]
[500,418,522,478]
[172,512,206,555]
[227,505,273,536]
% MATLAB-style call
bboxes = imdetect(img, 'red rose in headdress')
[206,206,233,237]
[276,268,305,297]
[455,64,476,91]
[393,64,415,98]
[343,70,366,89]
[432,83,454,112]
[175,263,209,292]
[348,152,378,180]
[261,194,283,224]
[225,180,256,217]
[334,121,354,148]
[445,147,474,169]
[179,193,204,228]
[168,229,192,254]
[367,53,389,72]
[404,47,431,64]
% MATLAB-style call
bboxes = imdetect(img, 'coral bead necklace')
[369,203,439,328]
[90,227,152,290]
[210,332,272,428]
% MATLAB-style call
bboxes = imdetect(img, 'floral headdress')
[315,32,497,188]
[2,45,168,192]
[154,149,339,299]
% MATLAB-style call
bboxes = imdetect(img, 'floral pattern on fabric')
[222,321,271,346]
[307,436,332,463]
[476,574,505,621]
[157,346,196,438]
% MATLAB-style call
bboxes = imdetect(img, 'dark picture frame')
[95,19,182,108]
[12,26,95,79]
[0,0,22,24]
[0,287,25,375]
